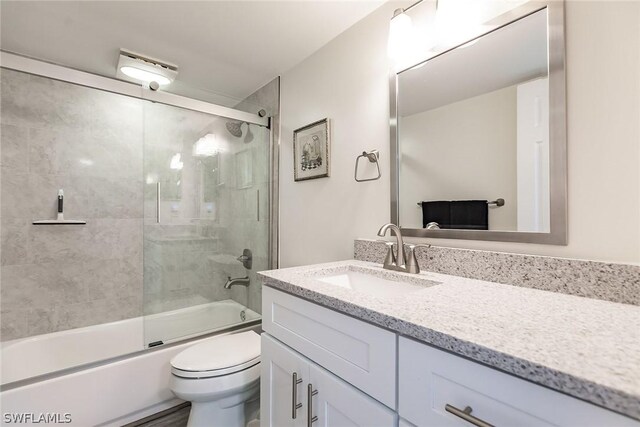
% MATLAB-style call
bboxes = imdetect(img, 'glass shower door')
[142,101,269,347]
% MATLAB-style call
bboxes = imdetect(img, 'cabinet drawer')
[262,286,396,409]
[399,337,638,427]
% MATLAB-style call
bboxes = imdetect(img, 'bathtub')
[0,300,260,426]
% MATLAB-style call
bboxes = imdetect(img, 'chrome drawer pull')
[291,372,303,419]
[445,404,495,427]
[307,383,318,426]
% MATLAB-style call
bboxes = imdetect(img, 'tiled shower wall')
[0,68,279,341]
[0,69,144,340]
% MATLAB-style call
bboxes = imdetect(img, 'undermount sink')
[315,269,434,297]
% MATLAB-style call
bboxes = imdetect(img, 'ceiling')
[0,1,384,107]
[399,6,548,116]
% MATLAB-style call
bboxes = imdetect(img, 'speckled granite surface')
[355,239,640,306]
[258,260,640,420]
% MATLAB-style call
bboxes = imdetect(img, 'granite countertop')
[258,260,640,420]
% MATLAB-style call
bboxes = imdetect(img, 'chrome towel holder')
[355,150,381,182]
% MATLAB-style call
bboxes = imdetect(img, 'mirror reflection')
[398,8,549,232]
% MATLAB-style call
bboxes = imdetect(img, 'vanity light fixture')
[434,0,485,48]
[388,8,414,63]
[116,49,178,87]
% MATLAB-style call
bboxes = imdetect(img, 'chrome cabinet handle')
[291,372,303,419]
[445,404,494,427]
[307,383,318,426]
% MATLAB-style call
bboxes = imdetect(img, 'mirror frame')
[390,0,567,245]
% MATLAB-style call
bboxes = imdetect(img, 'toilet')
[170,331,261,427]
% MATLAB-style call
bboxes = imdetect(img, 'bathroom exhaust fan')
[116,49,178,86]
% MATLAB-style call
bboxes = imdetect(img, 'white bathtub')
[1,299,259,385]
[0,300,260,426]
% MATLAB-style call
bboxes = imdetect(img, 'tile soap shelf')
[33,189,87,225]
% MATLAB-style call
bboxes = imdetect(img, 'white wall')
[280,0,640,266]
[280,1,408,267]
[399,85,518,231]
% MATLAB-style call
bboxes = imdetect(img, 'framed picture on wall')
[293,118,330,181]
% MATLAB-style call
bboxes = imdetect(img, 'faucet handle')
[405,244,430,274]
[383,241,396,267]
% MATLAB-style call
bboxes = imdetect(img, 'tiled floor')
[124,399,260,426]
[124,403,189,427]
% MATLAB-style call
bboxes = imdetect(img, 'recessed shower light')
[116,49,178,86]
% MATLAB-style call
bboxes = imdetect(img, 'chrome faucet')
[377,223,430,274]
[224,276,250,289]
[377,223,407,270]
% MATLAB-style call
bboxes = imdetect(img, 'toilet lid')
[171,331,260,375]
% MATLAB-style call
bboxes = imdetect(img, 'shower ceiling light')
[120,66,171,86]
[116,49,178,86]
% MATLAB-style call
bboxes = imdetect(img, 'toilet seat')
[172,355,260,379]
[170,331,260,379]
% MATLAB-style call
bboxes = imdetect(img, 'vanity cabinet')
[262,286,639,427]
[261,334,396,427]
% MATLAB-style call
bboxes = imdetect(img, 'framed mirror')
[390,0,567,244]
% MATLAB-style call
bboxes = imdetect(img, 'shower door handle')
[291,372,303,419]
[256,189,260,221]
[156,182,161,224]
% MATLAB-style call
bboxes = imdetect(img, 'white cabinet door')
[308,363,396,427]
[261,334,309,427]
[262,333,396,427]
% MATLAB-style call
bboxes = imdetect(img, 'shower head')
[226,121,254,143]
[225,121,243,138]
[244,124,253,143]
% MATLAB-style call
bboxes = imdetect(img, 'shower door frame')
[0,50,279,389]
[0,51,268,127]
[1,50,278,269]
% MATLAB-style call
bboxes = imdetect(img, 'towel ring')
[355,150,381,182]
